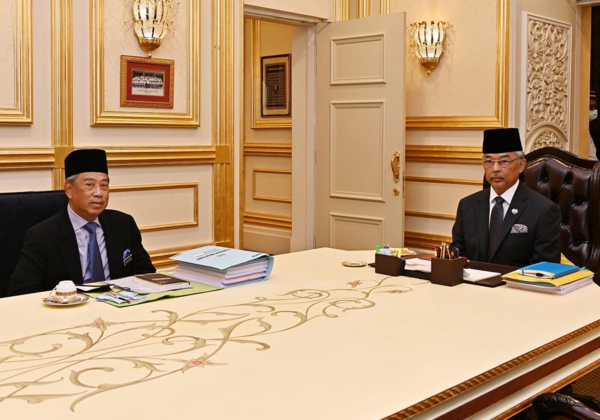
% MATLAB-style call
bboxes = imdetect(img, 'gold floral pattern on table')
[0,277,427,411]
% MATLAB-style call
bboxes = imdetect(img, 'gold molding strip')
[406,0,509,129]
[405,176,483,186]
[90,0,201,127]
[244,143,292,157]
[0,148,54,171]
[252,169,292,203]
[357,0,371,18]
[341,0,349,21]
[250,20,292,129]
[404,231,452,249]
[149,242,214,269]
[103,146,221,166]
[380,0,390,15]
[0,0,32,125]
[405,211,456,221]
[406,145,482,165]
[213,0,235,247]
[110,182,199,233]
[243,212,292,230]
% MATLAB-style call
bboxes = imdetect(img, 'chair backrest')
[0,190,68,298]
[484,147,600,274]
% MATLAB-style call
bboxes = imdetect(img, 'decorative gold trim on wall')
[380,0,390,15]
[250,20,292,129]
[406,145,482,165]
[243,143,292,157]
[406,0,510,129]
[149,242,214,269]
[243,212,292,230]
[405,211,456,221]
[104,146,222,166]
[110,182,199,233]
[357,0,371,18]
[0,0,32,125]
[252,169,292,203]
[212,0,235,249]
[0,148,55,170]
[405,176,483,186]
[404,231,452,249]
[341,0,350,21]
[90,0,201,127]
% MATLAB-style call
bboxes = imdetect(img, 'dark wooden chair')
[532,392,600,420]
[0,190,68,298]
[484,147,600,283]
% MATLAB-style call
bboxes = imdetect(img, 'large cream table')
[2,248,600,419]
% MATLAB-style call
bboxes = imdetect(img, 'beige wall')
[0,0,232,269]
[242,19,293,255]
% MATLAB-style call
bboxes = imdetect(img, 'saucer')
[42,294,89,306]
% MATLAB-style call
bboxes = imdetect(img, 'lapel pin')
[512,208,518,215]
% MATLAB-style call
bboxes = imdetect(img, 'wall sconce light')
[131,0,176,57]
[408,21,451,75]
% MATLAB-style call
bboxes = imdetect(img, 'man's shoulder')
[520,183,559,209]
[458,188,488,205]
[27,209,68,236]
[99,209,135,223]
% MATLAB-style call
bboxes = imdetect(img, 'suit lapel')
[58,210,83,283]
[475,189,491,260]
[100,213,121,279]
[488,182,528,261]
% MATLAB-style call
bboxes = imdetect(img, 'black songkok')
[64,149,109,178]
[482,128,523,154]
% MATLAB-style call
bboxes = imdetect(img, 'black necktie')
[487,196,505,262]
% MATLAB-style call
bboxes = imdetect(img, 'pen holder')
[431,257,464,287]
[375,253,406,277]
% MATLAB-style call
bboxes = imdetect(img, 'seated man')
[9,149,155,296]
[451,128,561,267]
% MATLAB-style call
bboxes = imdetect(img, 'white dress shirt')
[67,205,111,281]
[488,180,519,225]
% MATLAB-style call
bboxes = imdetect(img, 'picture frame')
[120,55,174,109]
[260,54,291,118]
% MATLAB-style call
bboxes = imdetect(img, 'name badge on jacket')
[123,249,133,266]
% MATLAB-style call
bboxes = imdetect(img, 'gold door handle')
[391,151,401,183]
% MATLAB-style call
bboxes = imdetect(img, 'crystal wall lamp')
[408,21,451,75]
[131,0,175,57]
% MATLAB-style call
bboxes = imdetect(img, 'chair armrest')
[532,393,600,420]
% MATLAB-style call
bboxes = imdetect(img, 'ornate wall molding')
[0,0,32,125]
[522,13,572,148]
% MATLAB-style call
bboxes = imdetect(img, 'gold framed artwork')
[261,54,291,118]
[120,56,174,109]
[90,0,200,127]
[251,20,291,129]
[0,0,32,125]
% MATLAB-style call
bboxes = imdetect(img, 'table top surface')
[1,248,600,419]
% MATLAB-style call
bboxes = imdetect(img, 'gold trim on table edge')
[110,182,199,233]
[405,211,456,221]
[252,168,292,203]
[492,358,600,420]
[387,318,600,420]
[0,0,32,125]
[406,145,482,165]
[405,176,483,186]
[243,212,292,230]
[250,20,292,129]
[90,0,201,127]
[404,0,509,130]
[404,231,452,250]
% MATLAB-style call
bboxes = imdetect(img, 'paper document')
[463,269,501,282]
[107,276,192,294]
[404,258,431,273]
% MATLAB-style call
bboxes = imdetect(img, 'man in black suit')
[451,128,561,267]
[9,149,155,296]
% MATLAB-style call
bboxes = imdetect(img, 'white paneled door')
[316,13,406,250]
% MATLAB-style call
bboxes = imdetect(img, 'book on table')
[170,246,274,288]
[519,262,580,279]
[503,265,595,295]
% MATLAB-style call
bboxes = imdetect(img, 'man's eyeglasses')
[482,158,519,168]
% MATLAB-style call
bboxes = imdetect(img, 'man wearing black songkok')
[9,149,155,296]
[451,128,561,267]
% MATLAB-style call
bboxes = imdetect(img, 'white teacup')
[54,281,78,303]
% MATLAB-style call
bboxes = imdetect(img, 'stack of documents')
[503,262,594,295]
[107,274,192,294]
[404,258,432,273]
[171,246,274,288]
